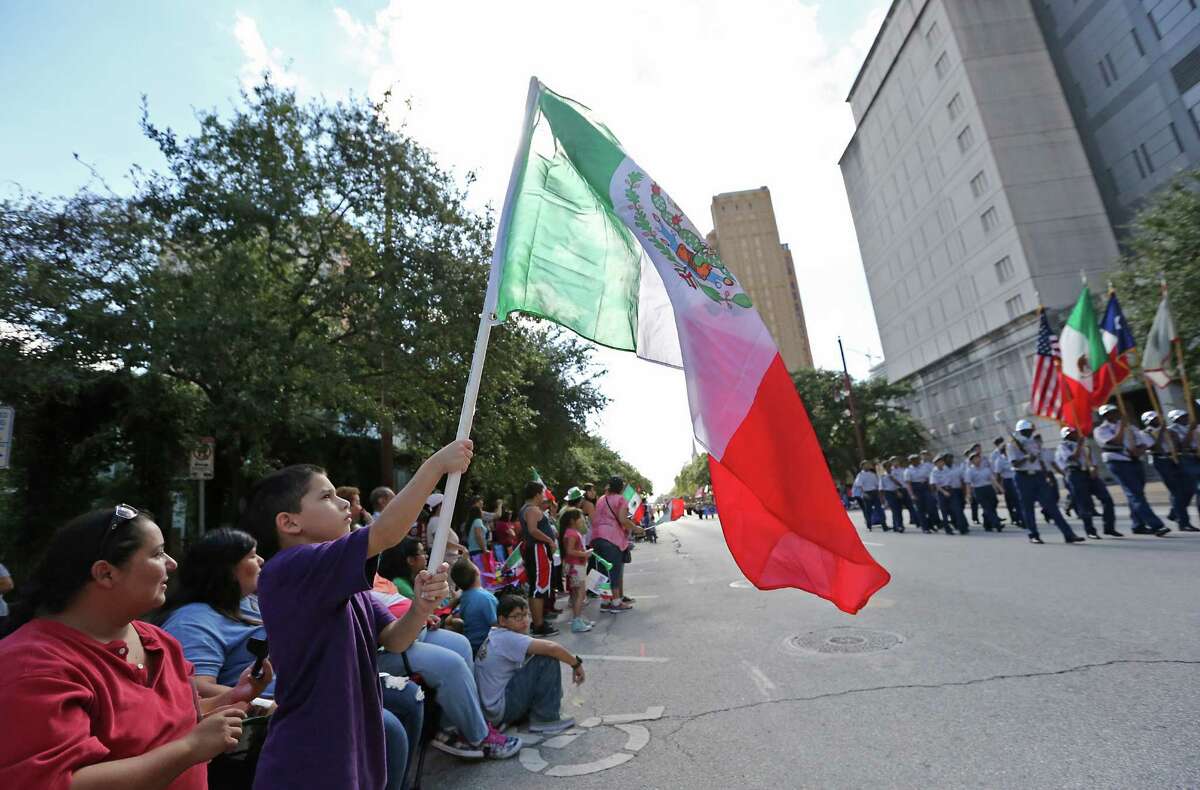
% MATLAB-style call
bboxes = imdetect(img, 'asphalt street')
[424,508,1199,789]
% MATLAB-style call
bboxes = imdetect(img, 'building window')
[981,206,1000,232]
[926,21,941,46]
[947,93,964,120]
[1140,142,1156,173]
[994,255,1014,282]
[935,52,949,79]
[1133,147,1147,178]
[1132,28,1145,57]
[1169,121,1184,154]
[1106,53,1119,81]
[957,125,975,153]
[1148,12,1162,40]
[969,170,989,198]
[1005,294,1025,319]
[1099,59,1112,87]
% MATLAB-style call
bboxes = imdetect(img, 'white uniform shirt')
[1093,421,1152,462]
[1167,423,1199,454]
[964,462,995,488]
[1055,439,1086,470]
[853,470,880,492]
[930,465,962,490]
[1041,447,1061,474]
[906,462,933,484]
[1007,435,1044,472]
[990,449,1015,479]
[880,470,901,492]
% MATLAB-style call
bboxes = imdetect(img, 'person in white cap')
[424,492,467,559]
[1008,419,1084,544]
[964,447,1003,531]
[852,460,885,531]
[904,452,938,532]
[1056,426,1100,539]
[1093,404,1168,536]
[1164,410,1200,531]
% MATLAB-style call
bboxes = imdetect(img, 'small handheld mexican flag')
[485,79,889,613]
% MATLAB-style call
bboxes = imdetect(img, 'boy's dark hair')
[522,480,543,501]
[497,594,529,619]
[450,558,479,590]
[239,464,325,559]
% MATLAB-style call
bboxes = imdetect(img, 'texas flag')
[1092,292,1136,406]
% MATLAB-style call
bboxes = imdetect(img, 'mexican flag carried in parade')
[489,79,889,613]
[1058,284,1108,433]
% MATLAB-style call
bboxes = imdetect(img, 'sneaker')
[431,730,484,759]
[570,617,593,633]
[530,623,559,636]
[601,602,633,613]
[1153,526,1171,537]
[529,717,575,734]
[620,595,636,604]
[481,725,522,759]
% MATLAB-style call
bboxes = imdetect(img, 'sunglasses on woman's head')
[96,504,139,560]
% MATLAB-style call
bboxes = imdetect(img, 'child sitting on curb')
[557,506,594,633]
[474,595,585,735]
[451,559,497,657]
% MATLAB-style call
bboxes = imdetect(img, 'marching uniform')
[930,460,968,534]
[990,446,1022,527]
[1056,436,1098,538]
[964,460,1002,531]
[1093,418,1165,532]
[1009,432,1081,543]
[905,459,940,531]
[880,467,906,532]
[853,468,884,530]
[1164,417,1200,530]
[1082,443,1119,535]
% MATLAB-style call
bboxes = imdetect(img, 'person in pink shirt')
[589,477,639,613]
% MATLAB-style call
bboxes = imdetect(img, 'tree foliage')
[0,80,646,559]
[1110,169,1200,380]
[671,452,710,498]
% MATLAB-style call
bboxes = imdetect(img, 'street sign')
[189,437,215,480]
[171,491,188,533]
[0,405,13,470]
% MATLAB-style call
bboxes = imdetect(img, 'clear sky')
[1,0,889,494]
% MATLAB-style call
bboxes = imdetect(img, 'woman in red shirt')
[491,509,520,561]
[0,506,271,790]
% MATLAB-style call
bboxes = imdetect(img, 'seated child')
[474,595,585,735]
[558,507,594,633]
[242,440,481,789]
[451,559,497,656]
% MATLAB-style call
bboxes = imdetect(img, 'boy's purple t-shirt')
[253,526,395,790]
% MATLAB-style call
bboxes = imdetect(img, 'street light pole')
[838,336,867,461]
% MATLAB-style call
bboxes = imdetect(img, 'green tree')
[1110,169,1200,383]
[671,452,710,497]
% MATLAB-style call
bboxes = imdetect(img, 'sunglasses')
[97,504,139,560]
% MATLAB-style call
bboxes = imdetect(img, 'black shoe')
[882,526,891,532]
[1180,525,1200,532]
[1029,536,1044,544]
[1066,535,1087,543]
[531,623,559,637]
[1085,531,1100,539]
[895,527,905,533]
[1167,511,1178,522]
[1131,526,1154,535]
[944,527,955,535]
[1103,529,1124,537]
[1153,526,1171,537]
[922,528,933,534]
[959,529,969,535]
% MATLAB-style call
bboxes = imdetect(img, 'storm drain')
[784,627,903,656]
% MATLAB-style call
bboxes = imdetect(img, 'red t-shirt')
[493,520,519,547]
[0,619,205,790]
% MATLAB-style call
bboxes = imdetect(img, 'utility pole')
[838,336,867,461]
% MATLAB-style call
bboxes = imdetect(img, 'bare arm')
[0,575,12,595]
[527,637,586,685]
[379,564,449,654]
[369,441,473,559]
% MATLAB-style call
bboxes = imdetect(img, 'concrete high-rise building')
[708,187,814,374]
[838,0,1200,455]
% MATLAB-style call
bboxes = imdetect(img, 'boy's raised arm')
[368,440,473,559]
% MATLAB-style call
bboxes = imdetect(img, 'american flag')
[1030,310,1063,420]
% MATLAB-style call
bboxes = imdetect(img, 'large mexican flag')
[490,80,889,613]
[1058,285,1108,433]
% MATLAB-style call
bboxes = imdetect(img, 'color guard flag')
[1093,292,1136,405]
[1142,293,1177,389]
[491,80,889,613]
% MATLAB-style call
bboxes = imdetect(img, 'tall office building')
[708,187,815,374]
[838,0,1200,454]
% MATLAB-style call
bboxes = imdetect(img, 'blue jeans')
[1064,469,1095,535]
[378,629,489,745]
[1015,472,1077,541]
[1105,460,1164,530]
[498,654,563,727]
[972,486,1002,530]
[380,676,424,790]
[1152,456,1195,529]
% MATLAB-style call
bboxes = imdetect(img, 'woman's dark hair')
[558,507,584,532]
[380,537,425,584]
[160,528,258,623]
[239,464,324,559]
[523,480,544,501]
[7,508,150,632]
[607,476,625,494]
[465,505,483,527]
[501,509,514,522]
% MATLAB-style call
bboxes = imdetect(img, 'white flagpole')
[427,76,541,572]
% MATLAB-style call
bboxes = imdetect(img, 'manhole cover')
[784,627,903,655]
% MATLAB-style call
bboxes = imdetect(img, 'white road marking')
[579,716,602,728]
[519,748,548,772]
[541,731,583,749]
[578,654,670,663]
[729,580,754,589]
[615,723,651,751]
[544,752,634,777]
[741,660,777,701]
[863,541,885,547]
[602,706,665,723]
